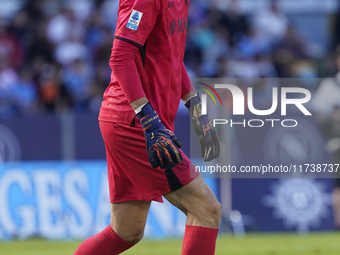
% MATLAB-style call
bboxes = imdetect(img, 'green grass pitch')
[1,232,340,255]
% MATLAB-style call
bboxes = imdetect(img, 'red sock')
[74,226,133,255]
[182,225,219,255]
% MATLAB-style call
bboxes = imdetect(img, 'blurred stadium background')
[1,0,340,254]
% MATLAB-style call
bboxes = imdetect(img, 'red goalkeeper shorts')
[99,121,200,203]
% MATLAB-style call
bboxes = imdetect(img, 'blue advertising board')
[0,160,218,240]
[0,113,337,238]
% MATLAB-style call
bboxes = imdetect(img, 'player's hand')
[185,94,220,161]
[137,103,183,169]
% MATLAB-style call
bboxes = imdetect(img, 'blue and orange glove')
[185,94,220,161]
[137,103,183,169]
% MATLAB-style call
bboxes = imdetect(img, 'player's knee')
[206,200,222,228]
[114,226,145,245]
[125,230,144,245]
[196,200,221,229]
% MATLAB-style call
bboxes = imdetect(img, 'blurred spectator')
[25,0,46,23]
[312,47,340,230]
[68,0,94,22]
[200,26,230,77]
[61,59,93,111]
[333,3,340,48]
[55,34,88,65]
[252,0,288,46]
[12,66,38,114]
[27,22,54,62]
[227,54,277,78]
[0,57,20,116]
[0,20,23,68]
[276,24,308,59]
[234,27,271,59]
[39,63,62,111]
[99,0,119,29]
[46,8,73,44]
[312,54,340,118]
[52,9,88,66]
[0,0,335,116]
[0,60,37,116]
[272,24,310,77]
[222,0,249,46]
[8,10,32,48]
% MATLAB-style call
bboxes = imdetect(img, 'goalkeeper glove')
[185,94,220,161]
[137,103,183,169]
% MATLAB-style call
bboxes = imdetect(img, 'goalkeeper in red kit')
[74,0,221,254]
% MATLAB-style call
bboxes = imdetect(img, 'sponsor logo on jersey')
[169,17,187,36]
[176,159,190,172]
[169,19,177,36]
[127,10,143,31]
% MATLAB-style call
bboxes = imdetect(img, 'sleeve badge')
[127,10,143,31]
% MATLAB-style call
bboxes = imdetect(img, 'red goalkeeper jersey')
[99,0,190,130]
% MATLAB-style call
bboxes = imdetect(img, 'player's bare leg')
[74,200,150,255]
[164,175,221,255]
[165,175,221,228]
[110,201,151,244]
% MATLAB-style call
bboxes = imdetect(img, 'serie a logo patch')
[127,10,143,31]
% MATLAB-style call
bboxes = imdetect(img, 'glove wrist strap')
[185,94,200,110]
[185,94,205,119]
[136,103,161,131]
